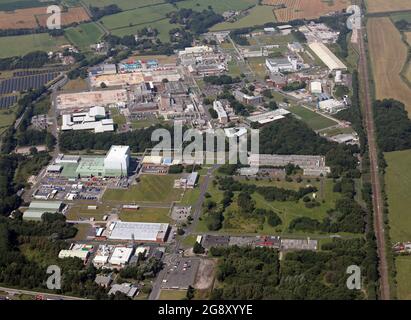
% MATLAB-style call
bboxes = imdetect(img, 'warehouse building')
[247,109,290,124]
[265,57,298,73]
[308,42,347,71]
[318,99,346,113]
[108,222,170,242]
[23,201,65,221]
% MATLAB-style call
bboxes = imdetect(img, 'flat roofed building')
[318,99,345,113]
[76,156,105,177]
[55,154,80,164]
[108,247,133,266]
[61,106,114,133]
[247,109,290,124]
[104,145,130,177]
[310,81,322,94]
[187,172,198,188]
[58,249,89,261]
[213,100,228,124]
[109,222,170,242]
[308,42,347,71]
[142,155,163,165]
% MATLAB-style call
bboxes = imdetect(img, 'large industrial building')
[247,109,290,124]
[108,222,170,242]
[104,145,130,177]
[308,42,347,71]
[248,154,330,176]
[318,99,346,113]
[23,201,65,221]
[61,106,114,133]
[265,56,298,73]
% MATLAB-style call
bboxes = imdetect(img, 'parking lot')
[161,256,200,290]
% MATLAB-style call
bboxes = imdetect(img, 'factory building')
[108,222,170,242]
[213,100,228,124]
[265,56,298,73]
[104,145,130,177]
[23,201,65,221]
[61,106,114,133]
[310,81,322,94]
[308,42,347,71]
[318,99,346,113]
[247,109,290,124]
[108,247,134,267]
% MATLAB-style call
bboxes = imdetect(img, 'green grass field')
[119,207,171,223]
[65,22,104,50]
[103,175,184,203]
[384,150,411,242]
[159,289,187,300]
[395,256,411,299]
[197,177,342,235]
[390,12,411,23]
[175,0,257,13]
[211,5,276,31]
[0,34,68,58]
[0,107,16,136]
[82,0,164,10]
[288,105,337,131]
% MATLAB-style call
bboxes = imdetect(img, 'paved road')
[358,26,390,300]
[0,286,86,300]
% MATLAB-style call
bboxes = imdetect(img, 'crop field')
[100,3,174,30]
[262,0,349,22]
[82,0,165,10]
[211,5,277,31]
[366,0,411,14]
[0,6,90,30]
[65,22,104,50]
[395,256,411,300]
[0,107,16,136]
[367,17,411,116]
[384,150,411,243]
[103,174,184,203]
[0,72,60,94]
[288,105,337,130]
[0,33,68,58]
[0,0,45,11]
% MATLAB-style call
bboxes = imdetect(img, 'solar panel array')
[0,95,17,108]
[0,72,59,95]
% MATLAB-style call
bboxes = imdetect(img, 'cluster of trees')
[167,8,223,34]
[259,117,360,177]
[217,90,251,116]
[0,51,49,70]
[256,185,317,202]
[118,257,163,281]
[89,5,121,20]
[373,99,411,152]
[210,239,367,299]
[394,19,411,31]
[289,178,365,234]
[59,124,171,152]
[282,81,306,92]
[203,75,241,85]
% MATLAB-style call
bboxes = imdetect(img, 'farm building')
[108,222,170,242]
[23,201,65,221]
[308,42,347,71]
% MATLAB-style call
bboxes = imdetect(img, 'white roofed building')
[213,100,228,124]
[104,145,130,177]
[308,42,347,71]
[109,222,170,242]
[108,247,133,267]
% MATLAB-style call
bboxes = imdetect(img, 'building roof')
[108,222,169,241]
[109,247,133,265]
[187,172,198,186]
[58,249,89,260]
[308,42,347,71]
[247,109,290,124]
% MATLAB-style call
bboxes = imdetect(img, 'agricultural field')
[0,33,68,58]
[367,17,411,116]
[0,107,16,136]
[210,5,277,31]
[262,0,350,22]
[82,0,165,10]
[103,174,184,203]
[366,0,411,14]
[0,6,90,30]
[65,22,104,50]
[390,12,411,23]
[174,0,258,13]
[288,105,337,131]
[0,0,46,11]
[395,256,411,300]
[384,150,411,243]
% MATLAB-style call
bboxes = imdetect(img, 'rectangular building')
[213,100,228,124]
[308,42,347,71]
[23,201,64,221]
[108,247,134,267]
[109,222,170,242]
[104,145,130,177]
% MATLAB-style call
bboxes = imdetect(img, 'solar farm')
[0,72,60,95]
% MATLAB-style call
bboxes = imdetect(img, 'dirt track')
[358,26,390,300]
